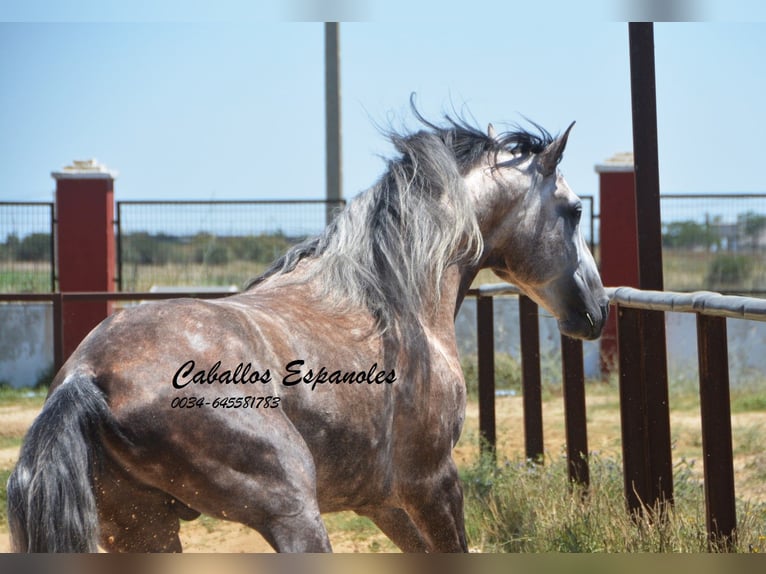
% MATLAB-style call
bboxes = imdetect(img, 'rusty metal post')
[561,335,589,488]
[623,21,674,511]
[630,23,664,292]
[324,22,342,226]
[616,305,650,511]
[49,202,56,292]
[696,314,737,551]
[476,295,496,456]
[519,295,543,462]
[52,292,64,373]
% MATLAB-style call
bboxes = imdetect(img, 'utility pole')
[325,22,342,226]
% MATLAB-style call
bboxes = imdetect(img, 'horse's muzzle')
[560,300,609,341]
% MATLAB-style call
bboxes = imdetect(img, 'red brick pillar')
[595,153,638,374]
[52,159,117,360]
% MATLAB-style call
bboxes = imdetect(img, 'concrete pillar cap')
[52,159,118,180]
[595,152,634,173]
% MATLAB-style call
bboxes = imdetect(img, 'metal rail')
[472,281,766,320]
[608,286,766,321]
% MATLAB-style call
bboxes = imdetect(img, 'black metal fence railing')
[660,193,766,294]
[6,194,766,295]
[115,199,345,291]
[0,202,55,293]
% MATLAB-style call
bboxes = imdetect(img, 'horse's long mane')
[247,109,552,337]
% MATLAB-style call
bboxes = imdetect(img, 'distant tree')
[739,211,766,251]
[123,232,173,265]
[191,233,230,266]
[228,232,293,264]
[662,220,719,250]
[4,233,20,251]
[706,254,752,289]
[18,233,51,261]
[0,233,20,261]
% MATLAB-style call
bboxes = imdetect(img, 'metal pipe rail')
[472,282,766,321]
[607,286,766,321]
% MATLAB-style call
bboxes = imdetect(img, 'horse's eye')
[560,201,582,223]
[572,202,582,223]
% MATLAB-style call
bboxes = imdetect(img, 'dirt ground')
[2,391,764,552]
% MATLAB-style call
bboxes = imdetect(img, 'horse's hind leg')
[94,462,191,552]
[153,419,332,553]
[188,450,332,553]
[257,503,330,552]
[400,458,468,552]
[359,506,429,552]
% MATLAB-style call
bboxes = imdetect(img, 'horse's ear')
[539,121,575,176]
[487,123,497,140]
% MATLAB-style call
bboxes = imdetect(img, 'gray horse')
[8,109,608,552]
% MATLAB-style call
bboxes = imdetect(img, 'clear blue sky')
[1,4,766,206]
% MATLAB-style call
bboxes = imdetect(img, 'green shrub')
[706,254,752,288]
[461,352,521,398]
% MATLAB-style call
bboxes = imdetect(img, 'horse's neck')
[434,264,480,327]
[255,255,476,337]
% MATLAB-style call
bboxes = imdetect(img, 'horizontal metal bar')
[607,286,766,321]
[0,201,55,206]
[469,283,766,322]
[467,283,522,297]
[115,199,345,206]
[660,192,766,199]
[0,291,236,303]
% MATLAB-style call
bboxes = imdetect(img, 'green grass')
[0,267,52,293]
[461,452,766,553]
[2,249,766,293]
[0,436,22,450]
[323,512,399,552]
[0,385,47,408]
[733,423,765,457]
[461,352,522,399]
[731,392,766,414]
[0,468,10,530]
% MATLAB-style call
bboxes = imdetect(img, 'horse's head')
[469,122,609,340]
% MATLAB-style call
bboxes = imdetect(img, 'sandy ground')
[2,392,764,553]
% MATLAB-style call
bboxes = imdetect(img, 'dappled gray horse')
[8,109,608,552]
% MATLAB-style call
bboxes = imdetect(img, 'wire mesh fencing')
[2,194,765,295]
[116,200,345,291]
[660,194,766,294]
[0,202,55,292]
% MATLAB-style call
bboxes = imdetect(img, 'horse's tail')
[6,373,111,552]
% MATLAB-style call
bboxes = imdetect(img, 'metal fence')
[116,197,591,292]
[4,194,766,295]
[0,202,55,293]
[470,282,763,550]
[660,193,766,294]
[115,199,345,291]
